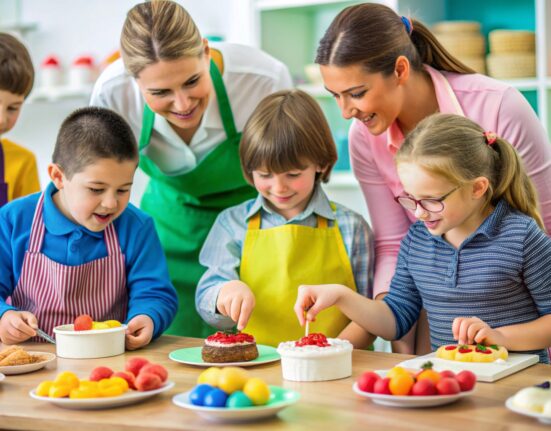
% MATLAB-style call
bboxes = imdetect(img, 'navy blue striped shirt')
[383,200,551,363]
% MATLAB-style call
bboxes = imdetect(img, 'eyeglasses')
[394,186,460,213]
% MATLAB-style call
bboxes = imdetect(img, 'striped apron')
[11,192,127,339]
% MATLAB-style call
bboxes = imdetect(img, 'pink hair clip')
[483,131,497,146]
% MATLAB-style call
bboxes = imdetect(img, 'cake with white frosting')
[277,333,353,381]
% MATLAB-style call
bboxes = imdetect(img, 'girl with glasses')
[294,113,551,363]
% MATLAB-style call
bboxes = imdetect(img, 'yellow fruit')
[36,381,54,397]
[78,380,99,391]
[49,384,71,398]
[218,367,250,394]
[197,367,222,387]
[386,366,411,380]
[55,371,80,390]
[99,385,125,397]
[389,373,415,396]
[70,387,100,399]
[98,378,113,390]
[92,321,110,330]
[243,378,270,406]
[103,320,122,328]
[109,376,129,392]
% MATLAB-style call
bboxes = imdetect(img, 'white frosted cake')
[277,333,353,382]
[512,386,551,413]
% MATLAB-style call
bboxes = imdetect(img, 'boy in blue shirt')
[0,107,177,349]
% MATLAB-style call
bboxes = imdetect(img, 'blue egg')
[203,388,228,408]
[226,391,254,408]
[189,384,214,406]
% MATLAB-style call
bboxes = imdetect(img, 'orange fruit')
[389,373,414,396]
[416,369,441,385]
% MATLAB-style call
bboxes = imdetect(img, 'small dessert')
[277,333,353,382]
[0,346,45,366]
[436,344,508,362]
[201,332,259,363]
[512,382,551,413]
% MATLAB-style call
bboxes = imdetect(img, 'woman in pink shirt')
[316,3,551,354]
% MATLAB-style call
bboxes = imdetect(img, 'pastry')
[277,333,353,382]
[0,346,44,366]
[436,344,508,362]
[201,332,259,363]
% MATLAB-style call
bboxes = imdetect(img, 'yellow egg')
[243,378,270,406]
[103,320,122,328]
[197,367,222,387]
[36,381,54,397]
[99,385,125,397]
[70,387,100,399]
[49,384,71,398]
[92,321,110,330]
[109,376,129,392]
[218,367,250,394]
[54,371,80,390]
[78,380,99,391]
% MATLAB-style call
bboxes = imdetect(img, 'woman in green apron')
[90,0,292,337]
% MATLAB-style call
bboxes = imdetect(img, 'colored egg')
[203,388,228,407]
[189,384,214,406]
[226,390,254,408]
[243,378,271,406]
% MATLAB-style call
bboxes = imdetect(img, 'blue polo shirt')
[384,200,551,363]
[0,182,178,338]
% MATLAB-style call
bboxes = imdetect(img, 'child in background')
[196,89,374,347]
[0,33,40,206]
[294,113,551,362]
[0,107,178,349]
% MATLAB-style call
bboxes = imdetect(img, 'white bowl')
[53,324,126,359]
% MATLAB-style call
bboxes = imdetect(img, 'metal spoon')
[35,328,56,344]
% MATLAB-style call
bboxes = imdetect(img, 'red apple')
[125,357,150,376]
[113,371,136,390]
[411,379,437,396]
[135,372,162,391]
[455,370,476,392]
[357,371,381,393]
[373,377,392,395]
[436,377,461,395]
[139,363,168,382]
[74,314,93,331]
[439,370,456,379]
[89,366,113,381]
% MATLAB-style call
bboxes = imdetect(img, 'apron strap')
[139,104,155,151]
[0,142,5,183]
[27,193,47,253]
[210,59,237,139]
[317,215,327,229]
[103,222,121,256]
[247,211,261,230]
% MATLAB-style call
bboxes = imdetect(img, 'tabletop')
[0,336,549,431]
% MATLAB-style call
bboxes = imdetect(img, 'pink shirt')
[349,65,551,298]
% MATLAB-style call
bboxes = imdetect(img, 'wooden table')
[0,336,549,430]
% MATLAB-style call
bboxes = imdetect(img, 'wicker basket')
[486,53,536,78]
[434,32,485,56]
[432,21,481,34]
[488,30,535,54]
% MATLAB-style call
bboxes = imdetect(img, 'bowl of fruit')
[172,366,300,422]
[353,361,476,408]
[53,314,126,359]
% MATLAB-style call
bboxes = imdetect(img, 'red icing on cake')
[205,331,255,344]
[445,345,457,351]
[295,333,330,347]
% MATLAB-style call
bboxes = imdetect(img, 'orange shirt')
[1,138,40,201]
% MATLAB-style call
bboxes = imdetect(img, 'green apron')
[138,60,257,337]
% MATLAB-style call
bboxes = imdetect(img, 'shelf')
[28,85,93,103]
[501,78,539,91]
[0,22,38,34]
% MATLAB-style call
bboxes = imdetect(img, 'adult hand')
[216,281,255,331]
[125,314,154,350]
[294,284,347,326]
[0,310,38,344]
[452,316,506,346]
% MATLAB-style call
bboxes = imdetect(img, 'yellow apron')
[241,208,357,346]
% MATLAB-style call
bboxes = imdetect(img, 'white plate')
[505,396,551,424]
[168,345,280,367]
[29,381,175,410]
[0,373,5,383]
[172,385,300,423]
[352,382,475,408]
[0,352,56,375]
[398,352,539,382]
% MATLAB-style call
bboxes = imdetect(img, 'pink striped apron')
[12,193,127,340]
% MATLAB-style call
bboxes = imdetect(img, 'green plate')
[169,344,280,367]
[172,386,299,422]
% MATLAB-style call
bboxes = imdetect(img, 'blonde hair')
[240,89,337,184]
[316,3,474,75]
[120,0,203,77]
[396,113,544,229]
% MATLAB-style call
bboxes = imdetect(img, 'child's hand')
[125,315,154,350]
[294,284,347,326]
[0,310,38,344]
[216,281,255,331]
[452,316,506,346]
